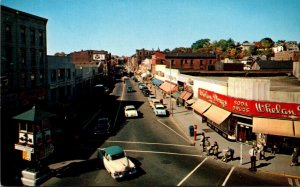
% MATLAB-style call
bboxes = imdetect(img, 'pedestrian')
[199,132,206,152]
[213,142,219,159]
[257,143,265,160]
[249,146,257,171]
[290,148,298,166]
[271,144,278,155]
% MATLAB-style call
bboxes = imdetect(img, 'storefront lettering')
[199,89,213,100]
[255,103,296,115]
[232,100,250,113]
[212,94,227,107]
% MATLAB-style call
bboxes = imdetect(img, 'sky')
[2,0,300,56]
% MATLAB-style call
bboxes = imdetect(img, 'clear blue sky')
[2,0,300,56]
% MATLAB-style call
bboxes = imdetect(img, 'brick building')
[274,51,300,62]
[1,5,48,113]
[165,53,217,70]
[136,48,155,64]
[151,51,166,75]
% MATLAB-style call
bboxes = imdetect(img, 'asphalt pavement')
[149,86,300,179]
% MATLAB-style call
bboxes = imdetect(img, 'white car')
[148,94,156,103]
[124,105,138,118]
[150,99,161,109]
[153,104,167,116]
[98,146,137,179]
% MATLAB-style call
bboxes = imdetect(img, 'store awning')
[186,99,196,105]
[171,91,181,99]
[191,99,211,114]
[294,121,300,137]
[151,78,164,86]
[203,105,231,125]
[183,91,192,101]
[253,117,294,137]
[159,82,177,94]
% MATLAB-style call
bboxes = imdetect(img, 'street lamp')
[164,59,173,116]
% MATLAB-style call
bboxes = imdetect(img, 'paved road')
[42,78,294,186]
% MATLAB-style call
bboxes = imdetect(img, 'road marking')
[288,178,293,186]
[222,166,235,186]
[112,82,125,129]
[106,140,194,148]
[123,149,203,157]
[177,157,208,186]
[82,107,102,128]
[157,119,191,143]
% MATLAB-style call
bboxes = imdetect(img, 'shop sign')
[15,144,34,153]
[198,88,300,120]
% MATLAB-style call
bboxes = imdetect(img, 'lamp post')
[168,60,173,116]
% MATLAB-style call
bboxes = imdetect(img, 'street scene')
[1,0,300,186]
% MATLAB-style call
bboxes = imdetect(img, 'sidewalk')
[150,85,300,178]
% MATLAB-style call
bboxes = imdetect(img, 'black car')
[93,118,112,135]
[142,89,151,97]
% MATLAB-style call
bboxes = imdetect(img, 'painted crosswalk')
[288,178,300,186]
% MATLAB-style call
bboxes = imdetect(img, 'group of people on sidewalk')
[199,132,234,162]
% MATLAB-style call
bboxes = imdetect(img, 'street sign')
[15,144,34,153]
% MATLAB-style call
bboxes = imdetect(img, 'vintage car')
[94,117,112,135]
[149,99,161,109]
[148,94,156,103]
[127,86,133,93]
[153,104,167,116]
[124,105,138,118]
[98,146,137,179]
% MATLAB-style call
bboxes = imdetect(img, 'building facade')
[1,5,48,114]
[274,51,300,62]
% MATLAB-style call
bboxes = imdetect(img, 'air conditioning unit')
[19,132,27,144]
[27,133,34,145]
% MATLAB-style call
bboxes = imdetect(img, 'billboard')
[93,54,105,61]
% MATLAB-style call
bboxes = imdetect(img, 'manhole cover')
[202,128,214,133]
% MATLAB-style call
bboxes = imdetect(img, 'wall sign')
[198,88,300,120]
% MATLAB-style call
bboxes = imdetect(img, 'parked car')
[153,104,167,116]
[124,105,138,118]
[94,118,112,135]
[97,146,137,179]
[150,99,161,108]
[94,84,109,94]
[148,94,156,103]
[138,84,146,89]
[127,86,133,93]
[142,89,151,97]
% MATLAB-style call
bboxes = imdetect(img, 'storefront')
[159,81,178,95]
[195,88,300,147]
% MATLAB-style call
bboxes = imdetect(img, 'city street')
[42,78,292,186]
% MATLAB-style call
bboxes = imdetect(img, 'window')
[38,30,43,46]
[171,60,175,66]
[200,60,203,65]
[5,24,12,42]
[31,71,36,88]
[184,60,188,64]
[20,48,26,66]
[30,49,36,65]
[4,47,13,66]
[51,70,57,82]
[39,50,44,64]
[209,60,212,64]
[39,69,44,83]
[180,60,183,66]
[191,60,194,65]
[66,69,71,79]
[30,29,35,45]
[58,69,65,80]
[20,26,26,44]
[20,71,26,87]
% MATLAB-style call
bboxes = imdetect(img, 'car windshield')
[156,106,164,110]
[110,152,125,160]
[126,107,135,111]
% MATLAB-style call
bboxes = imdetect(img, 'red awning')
[159,82,177,94]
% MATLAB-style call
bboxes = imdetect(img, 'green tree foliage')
[54,52,66,56]
[191,39,210,52]
[171,47,192,53]
[260,37,274,49]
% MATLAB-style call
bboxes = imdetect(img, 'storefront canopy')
[294,121,300,137]
[192,99,211,114]
[159,82,177,94]
[180,91,193,101]
[186,99,196,105]
[203,105,231,125]
[253,117,294,137]
[171,91,181,99]
[152,78,164,86]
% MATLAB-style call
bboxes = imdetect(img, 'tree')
[54,52,66,56]
[260,37,274,49]
[191,39,210,52]
[171,47,192,53]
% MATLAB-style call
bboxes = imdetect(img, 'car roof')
[155,104,164,108]
[125,105,135,109]
[104,146,124,155]
[152,99,160,102]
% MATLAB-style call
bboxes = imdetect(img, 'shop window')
[51,70,57,82]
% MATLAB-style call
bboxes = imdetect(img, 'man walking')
[199,132,206,152]
[249,146,257,171]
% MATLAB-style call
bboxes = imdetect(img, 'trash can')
[189,125,194,137]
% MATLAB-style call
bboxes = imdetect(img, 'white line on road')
[112,82,125,129]
[106,140,194,148]
[177,157,208,186]
[157,119,191,143]
[123,149,203,157]
[222,166,235,186]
